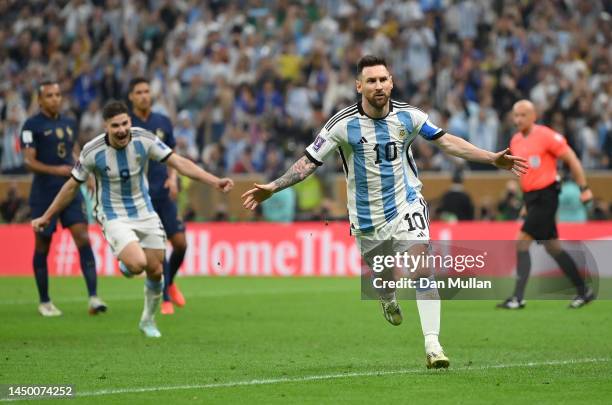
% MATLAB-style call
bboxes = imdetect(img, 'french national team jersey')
[129,111,175,200]
[20,113,78,205]
[305,100,444,233]
[71,127,173,223]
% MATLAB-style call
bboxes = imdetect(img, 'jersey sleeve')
[412,109,445,141]
[71,148,94,183]
[145,133,174,162]
[20,119,36,149]
[304,124,343,166]
[546,129,569,157]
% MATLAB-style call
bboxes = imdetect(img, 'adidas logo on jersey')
[359,137,368,144]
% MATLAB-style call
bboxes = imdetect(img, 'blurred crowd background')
[1,0,611,223]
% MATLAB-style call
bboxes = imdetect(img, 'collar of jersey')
[357,99,393,120]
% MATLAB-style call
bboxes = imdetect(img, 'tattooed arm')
[272,156,318,192]
[242,155,318,210]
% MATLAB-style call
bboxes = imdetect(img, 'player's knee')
[517,241,531,252]
[173,240,187,255]
[34,236,52,254]
[544,244,562,256]
[171,234,187,254]
[73,232,91,248]
[412,267,432,280]
[147,263,163,279]
[124,257,147,274]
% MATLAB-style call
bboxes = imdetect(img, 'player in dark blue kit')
[128,77,187,315]
[21,81,107,317]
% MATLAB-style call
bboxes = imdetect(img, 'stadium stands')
[1,0,610,221]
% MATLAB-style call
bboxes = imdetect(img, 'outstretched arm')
[242,155,318,210]
[433,133,528,176]
[272,155,318,192]
[31,177,80,232]
[165,153,233,192]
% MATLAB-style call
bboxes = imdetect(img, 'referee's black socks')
[552,250,587,296]
[513,251,531,301]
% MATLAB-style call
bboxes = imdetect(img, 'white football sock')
[416,275,441,352]
[141,277,163,322]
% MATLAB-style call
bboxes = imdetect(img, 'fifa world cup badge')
[156,129,165,140]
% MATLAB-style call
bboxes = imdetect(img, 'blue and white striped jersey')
[305,100,444,233]
[71,127,173,223]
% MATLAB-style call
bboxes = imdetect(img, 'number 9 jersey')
[71,127,173,224]
[20,112,78,205]
[305,100,444,234]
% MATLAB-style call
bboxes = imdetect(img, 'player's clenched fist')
[216,178,234,193]
[31,216,50,233]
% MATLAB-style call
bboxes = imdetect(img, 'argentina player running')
[242,55,528,368]
[32,101,234,338]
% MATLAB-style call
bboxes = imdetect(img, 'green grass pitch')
[1,277,611,404]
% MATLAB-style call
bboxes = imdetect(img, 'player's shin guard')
[168,248,185,285]
[78,246,98,297]
[162,259,171,302]
[33,251,50,303]
[142,277,164,322]
[416,275,441,351]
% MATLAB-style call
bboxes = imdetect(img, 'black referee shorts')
[522,181,561,241]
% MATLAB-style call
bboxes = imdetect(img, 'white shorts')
[102,214,167,256]
[356,197,430,262]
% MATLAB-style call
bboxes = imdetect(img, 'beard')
[365,92,390,110]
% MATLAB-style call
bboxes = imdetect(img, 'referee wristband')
[579,185,589,192]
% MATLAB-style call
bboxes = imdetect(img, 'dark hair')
[128,77,149,93]
[102,100,129,120]
[38,80,59,94]
[357,55,388,75]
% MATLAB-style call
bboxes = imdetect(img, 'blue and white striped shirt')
[71,127,173,223]
[305,100,444,233]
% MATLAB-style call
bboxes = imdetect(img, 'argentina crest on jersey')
[399,125,407,139]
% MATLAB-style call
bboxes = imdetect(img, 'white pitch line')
[1,358,608,402]
[58,357,612,399]
[0,286,355,306]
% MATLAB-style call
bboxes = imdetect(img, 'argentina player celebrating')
[243,56,528,369]
[32,101,234,338]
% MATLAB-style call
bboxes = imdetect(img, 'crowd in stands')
[0,0,610,222]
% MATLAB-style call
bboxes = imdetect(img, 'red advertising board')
[0,222,610,276]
